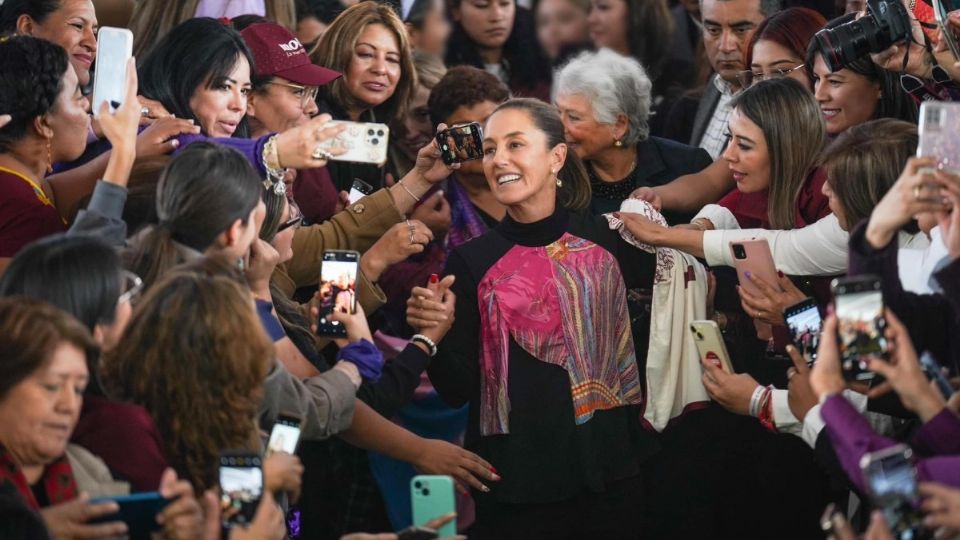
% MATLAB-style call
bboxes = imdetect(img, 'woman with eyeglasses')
[0,237,208,540]
[738,7,825,91]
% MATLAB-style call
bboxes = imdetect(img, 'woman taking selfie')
[444,0,552,101]
[309,1,417,191]
[0,35,140,269]
[138,17,344,178]
[428,98,658,537]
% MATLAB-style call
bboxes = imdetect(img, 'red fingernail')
[429,274,439,284]
[777,271,784,278]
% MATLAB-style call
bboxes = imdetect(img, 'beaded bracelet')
[411,333,437,357]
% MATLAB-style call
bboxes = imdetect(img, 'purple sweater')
[821,394,960,492]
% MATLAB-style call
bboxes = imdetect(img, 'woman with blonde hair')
[128,0,296,57]
[309,1,417,191]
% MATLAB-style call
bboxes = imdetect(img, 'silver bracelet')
[397,179,421,202]
[411,333,437,357]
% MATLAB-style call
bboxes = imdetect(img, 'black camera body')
[814,0,912,71]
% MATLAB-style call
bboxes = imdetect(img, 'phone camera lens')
[732,245,747,259]
[377,129,384,136]
[422,488,430,496]
[414,481,422,489]
[367,129,374,136]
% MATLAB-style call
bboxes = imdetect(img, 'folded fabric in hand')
[337,339,384,383]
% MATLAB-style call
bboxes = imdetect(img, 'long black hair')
[806,14,917,126]
[138,17,256,138]
[124,142,262,290]
[0,35,69,152]
[444,1,551,94]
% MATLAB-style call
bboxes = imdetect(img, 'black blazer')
[589,136,713,224]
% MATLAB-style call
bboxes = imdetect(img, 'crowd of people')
[1,0,960,538]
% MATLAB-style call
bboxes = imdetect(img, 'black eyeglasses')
[277,202,303,232]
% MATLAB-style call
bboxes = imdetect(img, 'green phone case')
[410,475,456,537]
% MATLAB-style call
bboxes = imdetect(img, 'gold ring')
[913,184,922,200]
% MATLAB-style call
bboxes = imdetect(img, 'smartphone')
[436,123,483,165]
[410,475,456,538]
[917,101,960,176]
[783,298,822,366]
[935,0,960,62]
[690,320,734,373]
[920,351,955,400]
[730,239,782,296]
[219,451,263,529]
[91,27,133,115]
[397,526,440,540]
[266,414,302,456]
[347,179,374,204]
[316,250,360,337]
[832,275,886,381]
[89,492,170,536]
[315,121,389,166]
[860,444,931,540]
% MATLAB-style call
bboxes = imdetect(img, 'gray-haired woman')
[554,48,712,222]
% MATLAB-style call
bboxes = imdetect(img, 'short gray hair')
[553,48,652,144]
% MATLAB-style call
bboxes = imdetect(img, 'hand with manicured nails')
[39,492,128,539]
[737,272,806,326]
[412,437,500,495]
[407,274,456,346]
[136,95,171,124]
[409,124,461,185]
[275,113,348,169]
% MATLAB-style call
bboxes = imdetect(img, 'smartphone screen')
[436,123,483,165]
[347,179,373,204]
[219,452,262,529]
[266,415,301,456]
[91,27,133,114]
[833,277,885,381]
[784,299,822,365]
[317,250,360,337]
[862,446,927,538]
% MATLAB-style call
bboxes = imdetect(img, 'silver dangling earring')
[554,170,562,187]
[614,139,623,147]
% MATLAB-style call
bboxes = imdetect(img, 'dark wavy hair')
[124,142,262,290]
[444,2,551,95]
[138,17,256,138]
[102,270,270,493]
[490,98,590,210]
[0,35,69,152]
[806,13,917,126]
[427,65,510,126]
[0,0,62,34]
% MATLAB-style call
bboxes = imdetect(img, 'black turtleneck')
[428,205,658,507]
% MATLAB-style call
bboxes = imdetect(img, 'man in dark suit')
[662,0,780,158]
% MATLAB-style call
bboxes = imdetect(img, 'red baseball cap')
[240,22,341,86]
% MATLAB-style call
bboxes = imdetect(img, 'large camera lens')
[812,0,910,71]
